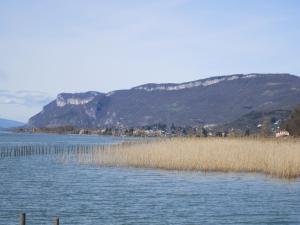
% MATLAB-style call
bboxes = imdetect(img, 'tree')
[156,123,167,131]
[201,127,208,137]
[260,117,271,137]
[170,123,176,134]
[182,127,187,135]
[285,105,300,136]
[244,129,250,136]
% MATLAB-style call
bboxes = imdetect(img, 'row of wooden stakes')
[20,212,59,225]
[0,144,106,158]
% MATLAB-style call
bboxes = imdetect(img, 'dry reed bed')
[77,138,300,178]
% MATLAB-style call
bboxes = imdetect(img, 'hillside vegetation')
[286,105,300,136]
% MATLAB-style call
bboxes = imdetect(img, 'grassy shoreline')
[77,138,300,179]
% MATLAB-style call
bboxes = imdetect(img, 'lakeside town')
[13,120,291,138]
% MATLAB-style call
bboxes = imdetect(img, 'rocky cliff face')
[28,73,300,128]
[55,92,100,107]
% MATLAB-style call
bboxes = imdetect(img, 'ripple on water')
[0,133,300,225]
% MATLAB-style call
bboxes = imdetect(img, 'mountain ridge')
[132,73,296,91]
[0,118,25,129]
[28,73,300,130]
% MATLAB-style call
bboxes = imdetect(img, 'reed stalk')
[77,138,300,178]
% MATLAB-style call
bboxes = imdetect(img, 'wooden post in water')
[20,212,25,225]
[53,217,59,225]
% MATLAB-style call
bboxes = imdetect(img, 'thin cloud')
[0,90,53,107]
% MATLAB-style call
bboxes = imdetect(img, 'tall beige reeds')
[77,138,300,178]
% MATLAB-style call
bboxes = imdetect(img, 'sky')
[0,0,300,122]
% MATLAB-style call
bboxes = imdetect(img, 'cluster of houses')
[256,119,290,138]
[15,122,290,138]
[275,130,290,138]
[79,125,289,138]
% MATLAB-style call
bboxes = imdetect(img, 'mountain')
[28,73,300,130]
[0,118,25,129]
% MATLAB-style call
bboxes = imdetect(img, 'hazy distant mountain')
[0,118,24,128]
[28,73,300,129]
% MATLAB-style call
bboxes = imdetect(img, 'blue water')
[0,131,126,146]
[0,132,300,225]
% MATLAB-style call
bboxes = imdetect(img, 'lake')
[0,131,300,225]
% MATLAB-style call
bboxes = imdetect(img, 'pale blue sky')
[0,0,300,122]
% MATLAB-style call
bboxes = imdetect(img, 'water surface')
[0,132,299,225]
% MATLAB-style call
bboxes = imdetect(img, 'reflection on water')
[0,132,300,225]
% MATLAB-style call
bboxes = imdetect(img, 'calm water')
[0,132,300,225]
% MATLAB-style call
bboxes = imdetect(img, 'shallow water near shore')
[0,132,300,225]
